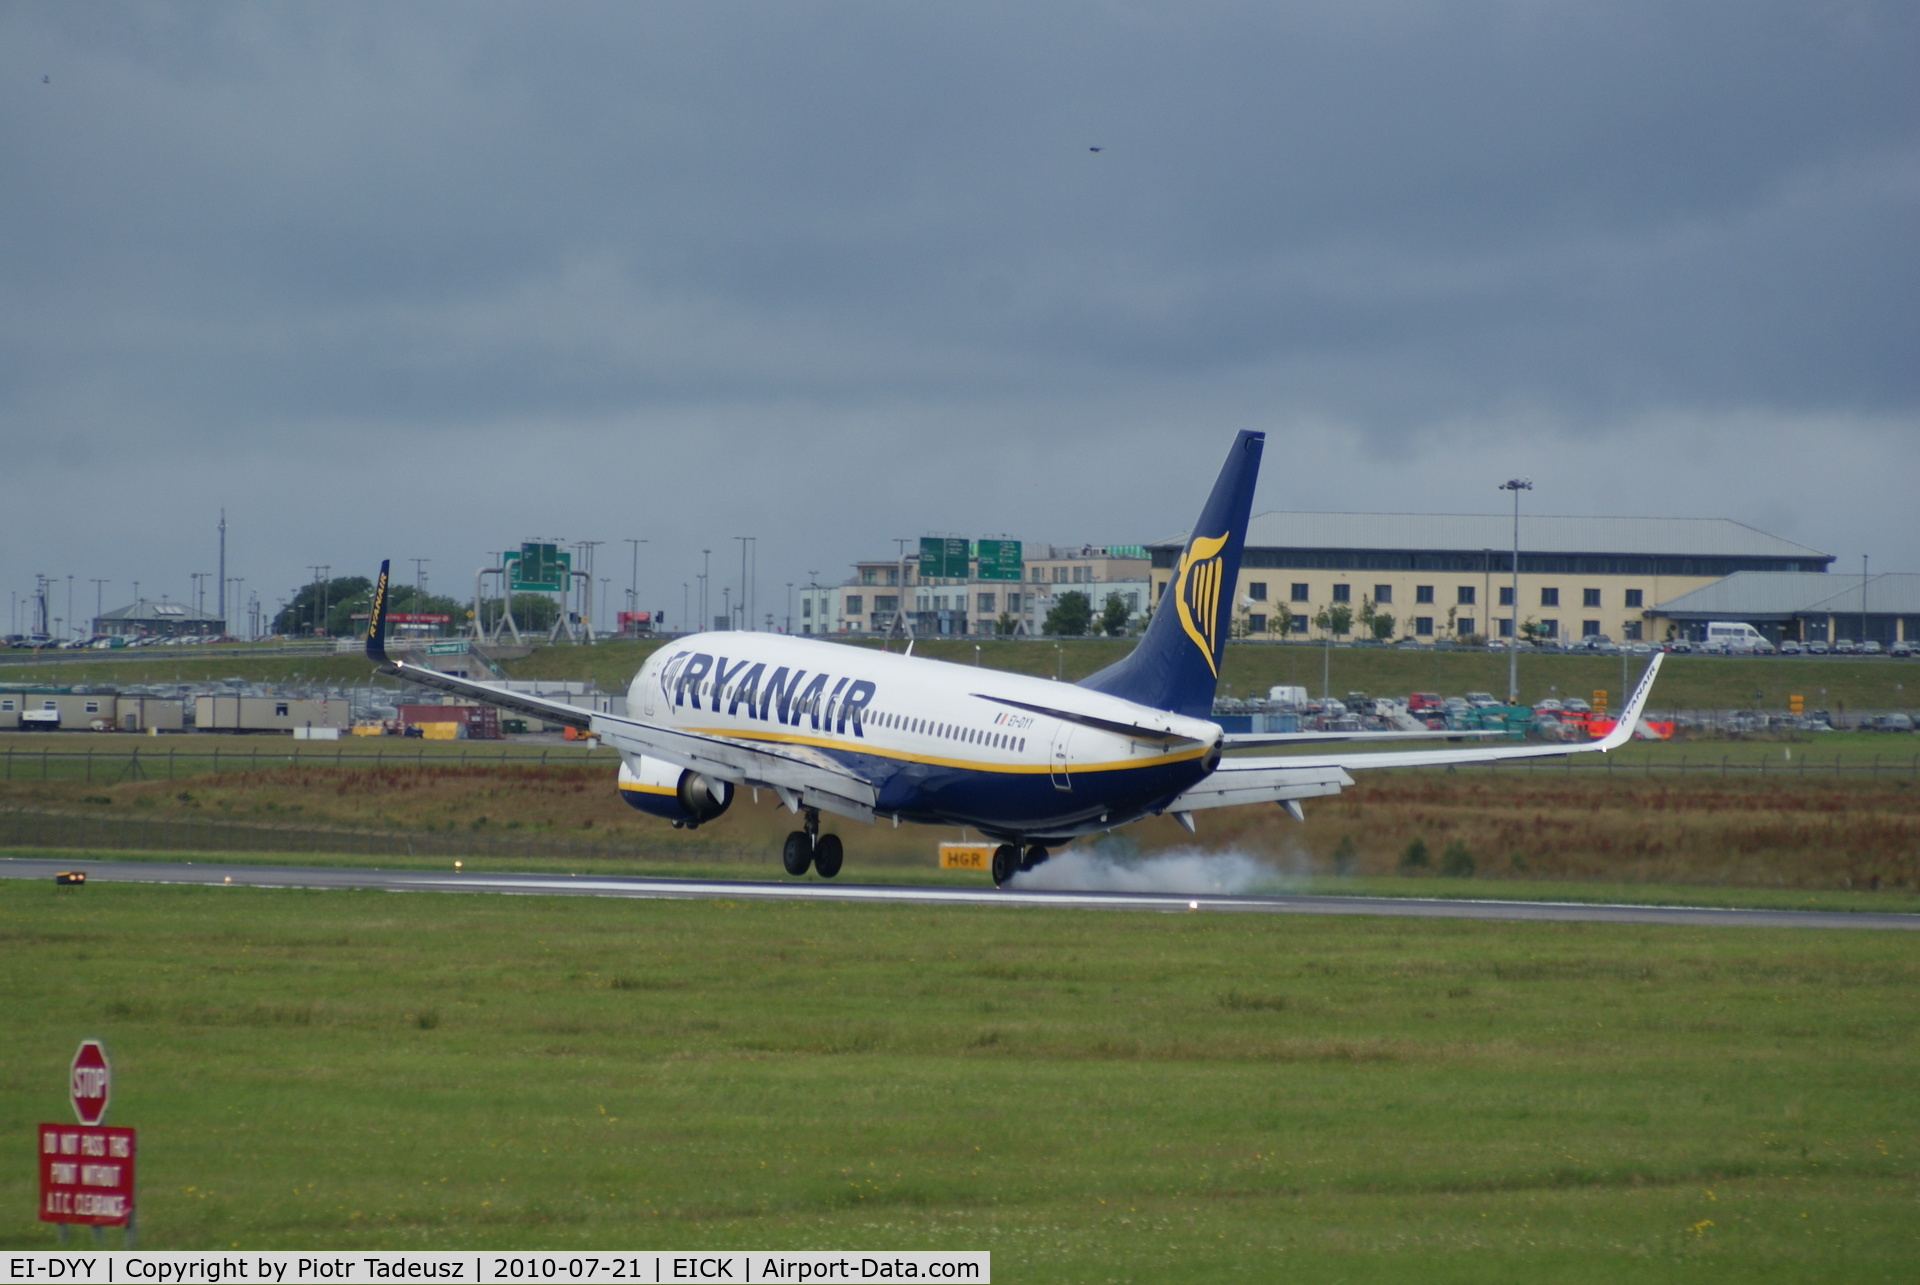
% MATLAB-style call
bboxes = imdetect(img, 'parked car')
[1861,641,1884,655]
[1465,691,1500,708]
[1533,698,1565,714]
[1874,713,1915,732]
[1778,640,1803,655]
[1892,642,1915,658]
[1407,692,1445,716]
[1834,640,1858,655]
[1563,698,1592,714]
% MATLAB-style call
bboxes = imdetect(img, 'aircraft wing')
[1165,654,1661,813]
[1220,728,1501,749]
[363,562,879,822]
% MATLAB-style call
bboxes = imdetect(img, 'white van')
[1267,685,1310,707]
[1703,621,1773,653]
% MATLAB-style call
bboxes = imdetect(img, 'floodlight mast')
[1499,478,1532,703]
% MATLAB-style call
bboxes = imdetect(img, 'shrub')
[1399,837,1431,870]
[1331,835,1358,876]
[1440,839,1476,878]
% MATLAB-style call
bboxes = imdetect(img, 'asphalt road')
[4,856,1916,929]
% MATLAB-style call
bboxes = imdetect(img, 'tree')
[994,611,1017,637]
[1100,593,1131,637]
[1043,590,1092,637]
[1268,603,1293,639]
[272,576,371,636]
[1370,612,1396,642]
[477,593,561,634]
[1358,594,1378,635]
[1520,616,1545,646]
[1314,603,1353,638]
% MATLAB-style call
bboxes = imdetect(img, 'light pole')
[90,580,108,638]
[624,538,646,630]
[1499,478,1532,703]
[735,536,753,632]
[701,550,710,633]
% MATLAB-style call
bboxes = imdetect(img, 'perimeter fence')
[2,744,1918,786]
[0,807,759,864]
[0,742,615,783]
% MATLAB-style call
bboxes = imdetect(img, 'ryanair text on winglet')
[4,1252,988,1284]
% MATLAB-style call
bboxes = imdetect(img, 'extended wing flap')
[1165,761,1354,812]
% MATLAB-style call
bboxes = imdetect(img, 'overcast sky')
[4,2,1915,635]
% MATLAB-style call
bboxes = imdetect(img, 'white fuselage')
[625,632,1220,840]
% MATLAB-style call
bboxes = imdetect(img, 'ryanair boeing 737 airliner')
[365,431,1662,885]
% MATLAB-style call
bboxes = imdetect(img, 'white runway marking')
[4,857,1916,929]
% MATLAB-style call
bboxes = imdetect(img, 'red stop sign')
[70,1040,110,1126]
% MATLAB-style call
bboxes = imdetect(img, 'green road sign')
[975,538,1023,581]
[919,537,970,580]
[425,640,469,655]
[506,542,570,592]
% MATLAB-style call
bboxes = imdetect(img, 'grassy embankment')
[8,638,1919,714]
[4,734,1916,905]
[1,880,1915,1277]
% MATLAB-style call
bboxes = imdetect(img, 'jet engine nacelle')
[617,757,734,828]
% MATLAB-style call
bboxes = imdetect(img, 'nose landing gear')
[782,808,844,879]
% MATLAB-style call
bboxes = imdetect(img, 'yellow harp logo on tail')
[1173,532,1230,677]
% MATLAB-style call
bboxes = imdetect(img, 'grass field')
[2,879,1915,1279]
[7,637,1920,715]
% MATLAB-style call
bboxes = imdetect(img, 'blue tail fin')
[1078,430,1263,718]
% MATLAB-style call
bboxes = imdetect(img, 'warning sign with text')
[38,1124,135,1225]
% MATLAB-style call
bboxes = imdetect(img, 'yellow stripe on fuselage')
[680,725,1209,775]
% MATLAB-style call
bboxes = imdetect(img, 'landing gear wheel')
[782,831,813,877]
[991,844,1020,887]
[813,833,844,879]
[1020,844,1050,872]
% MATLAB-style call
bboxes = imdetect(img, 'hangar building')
[94,599,226,639]
[1147,513,1833,644]
[1652,572,1919,646]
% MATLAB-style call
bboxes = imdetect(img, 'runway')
[4,856,1916,930]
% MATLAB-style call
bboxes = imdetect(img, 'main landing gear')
[990,843,1049,888]
[782,809,843,879]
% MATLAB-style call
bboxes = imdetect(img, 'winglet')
[366,560,393,665]
[1596,652,1663,752]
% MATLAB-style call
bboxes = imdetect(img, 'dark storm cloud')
[1,2,1915,619]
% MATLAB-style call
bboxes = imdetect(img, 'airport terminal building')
[1147,513,1833,644]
